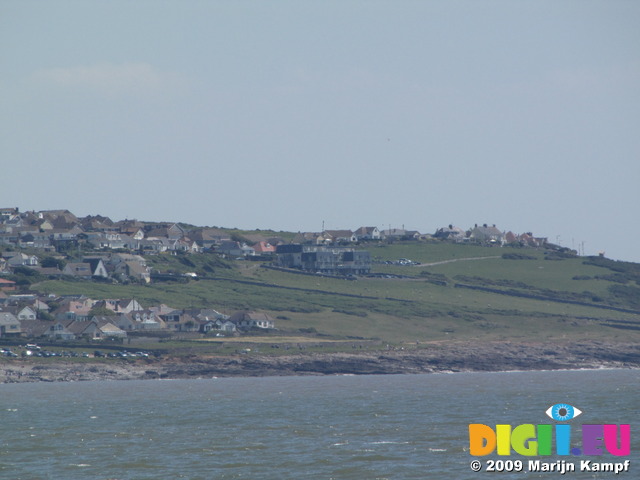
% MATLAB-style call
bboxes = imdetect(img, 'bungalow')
[228,311,275,330]
[138,238,170,253]
[214,319,237,333]
[434,225,467,242]
[84,318,127,338]
[42,322,76,340]
[115,260,151,283]
[0,278,16,292]
[253,241,276,254]
[155,311,199,332]
[65,320,103,340]
[19,232,51,249]
[217,241,255,257]
[86,232,127,250]
[63,262,94,279]
[169,237,201,253]
[469,224,505,245]
[0,312,21,337]
[190,228,231,250]
[4,252,39,267]
[119,311,164,331]
[109,253,147,268]
[79,214,114,231]
[0,207,19,221]
[354,226,380,241]
[323,230,357,244]
[53,297,94,321]
[380,228,421,240]
[145,223,186,240]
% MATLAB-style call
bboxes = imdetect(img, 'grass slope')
[33,243,640,344]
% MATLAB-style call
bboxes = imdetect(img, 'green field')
[33,242,640,345]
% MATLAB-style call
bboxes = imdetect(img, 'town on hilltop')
[0,207,562,343]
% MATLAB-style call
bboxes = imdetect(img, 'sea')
[0,369,638,479]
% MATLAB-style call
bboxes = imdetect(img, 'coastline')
[1,340,639,384]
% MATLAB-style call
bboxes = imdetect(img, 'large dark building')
[275,245,371,276]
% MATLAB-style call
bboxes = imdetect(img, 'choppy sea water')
[0,369,638,479]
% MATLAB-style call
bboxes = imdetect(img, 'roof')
[324,230,354,238]
[228,310,275,323]
[355,226,378,235]
[0,311,20,325]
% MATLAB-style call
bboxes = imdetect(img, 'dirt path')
[416,256,501,267]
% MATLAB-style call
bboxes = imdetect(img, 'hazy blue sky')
[2,1,639,261]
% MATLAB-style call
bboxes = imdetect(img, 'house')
[154,306,183,330]
[0,208,19,221]
[169,237,201,253]
[109,253,147,268]
[62,258,109,279]
[42,321,76,340]
[145,223,186,240]
[19,232,52,249]
[138,238,170,253]
[86,232,127,249]
[38,209,79,226]
[228,311,275,330]
[63,262,94,279]
[0,279,17,292]
[79,214,114,231]
[53,297,95,321]
[17,306,37,321]
[120,310,164,331]
[214,319,237,333]
[0,312,21,337]
[275,244,372,275]
[84,258,110,278]
[380,228,421,240]
[292,232,324,244]
[156,310,199,332]
[0,232,20,246]
[217,241,254,257]
[253,241,276,254]
[85,317,127,338]
[65,320,104,340]
[434,225,466,242]
[323,230,357,244]
[26,266,64,277]
[4,252,39,267]
[114,219,146,235]
[115,299,143,313]
[354,226,380,241]
[113,260,151,283]
[190,228,230,250]
[469,224,505,245]
[32,298,51,312]
[508,232,547,248]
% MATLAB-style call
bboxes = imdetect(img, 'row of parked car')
[0,345,154,359]
[93,350,151,358]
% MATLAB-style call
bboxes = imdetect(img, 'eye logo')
[545,403,582,421]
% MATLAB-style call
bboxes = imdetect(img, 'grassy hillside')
[33,242,640,344]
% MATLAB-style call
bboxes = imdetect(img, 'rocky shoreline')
[1,340,639,383]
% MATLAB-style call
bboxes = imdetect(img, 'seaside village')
[0,208,551,343]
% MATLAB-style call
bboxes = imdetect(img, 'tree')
[41,257,66,270]
[88,306,115,317]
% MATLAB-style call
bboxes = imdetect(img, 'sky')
[1,1,639,262]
